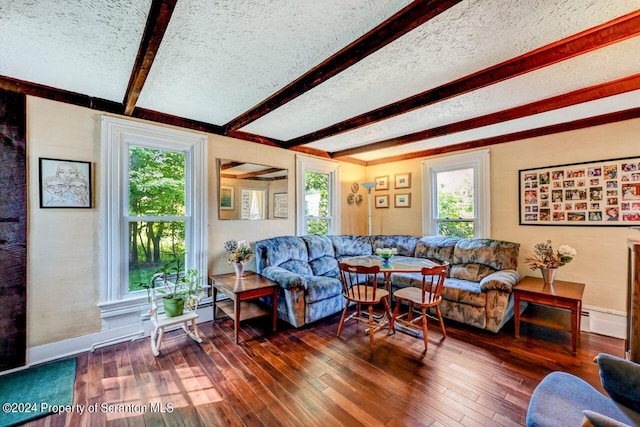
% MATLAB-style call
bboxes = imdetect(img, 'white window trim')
[99,116,207,319]
[295,155,340,235]
[422,149,490,238]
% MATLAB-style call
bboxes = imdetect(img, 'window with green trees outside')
[305,171,330,235]
[127,146,187,292]
[435,167,475,239]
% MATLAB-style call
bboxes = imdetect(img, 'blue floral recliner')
[526,354,640,426]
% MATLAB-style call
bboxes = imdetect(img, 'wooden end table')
[210,272,278,343]
[514,276,585,355]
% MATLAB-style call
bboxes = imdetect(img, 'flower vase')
[540,267,557,286]
[233,261,246,278]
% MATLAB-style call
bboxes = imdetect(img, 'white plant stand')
[150,310,201,356]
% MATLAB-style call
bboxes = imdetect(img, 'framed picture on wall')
[39,157,92,208]
[273,192,288,218]
[394,173,411,189]
[375,175,389,191]
[519,156,640,226]
[375,195,389,208]
[220,185,234,210]
[394,193,411,208]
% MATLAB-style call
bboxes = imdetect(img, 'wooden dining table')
[340,255,438,293]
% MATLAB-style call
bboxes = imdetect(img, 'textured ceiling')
[1,0,639,164]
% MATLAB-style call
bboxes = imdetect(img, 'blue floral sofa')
[254,235,520,332]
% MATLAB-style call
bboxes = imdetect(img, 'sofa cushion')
[391,274,486,307]
[450,263,496,282]
[414,236,459,263]
[255,236,313,276]
[440,278,487,307]
[302,235,339,277]
[451,239,520,281]
[330,235,373,258]
[370,235,419,256]
[304,275,343,303]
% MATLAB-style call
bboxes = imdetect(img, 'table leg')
[212,287,219,320]
[571,303,578,355]
[514,294,521,340]
[272,287,278,333]
[234,297,241,343]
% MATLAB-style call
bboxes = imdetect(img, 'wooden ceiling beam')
[220,161,244,170]
[133,107,225,134]
[0,75,123,114]
[224,0,462,132]
[331,73,640,158]
[363,107,640,166]
[226,130,285,148]
[123,0,178,115]
[285,10,640,148]
[232,168,286,180]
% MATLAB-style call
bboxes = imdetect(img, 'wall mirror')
[218,159,288,220]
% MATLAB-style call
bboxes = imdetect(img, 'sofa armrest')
[262,266,307,290]
[597,353,640,412]
[479,270,520,293]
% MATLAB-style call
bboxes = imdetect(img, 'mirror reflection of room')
[218,159,288,220]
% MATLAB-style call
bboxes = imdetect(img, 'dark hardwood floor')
[25,312,623,426]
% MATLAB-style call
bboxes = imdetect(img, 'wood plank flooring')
[25,312,624,426]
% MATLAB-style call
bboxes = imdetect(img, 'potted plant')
[149,251,204,317]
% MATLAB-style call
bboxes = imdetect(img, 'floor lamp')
[361,181,378,235]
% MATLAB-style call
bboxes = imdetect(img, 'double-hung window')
[296,155,340,235]
[100,117,206,318]
[422,150,490,238]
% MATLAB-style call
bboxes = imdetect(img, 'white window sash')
[99,116,207,316]
[422,149,490,238]
[295,155,340,235]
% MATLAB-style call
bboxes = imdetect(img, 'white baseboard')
[580,305,627,339]
[27,302,214,366]
[27,302,626,365]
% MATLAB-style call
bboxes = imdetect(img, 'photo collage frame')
[519,156,640,226]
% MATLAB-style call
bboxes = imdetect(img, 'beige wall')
[27,98,103,346]
[25,95,639,348]
[491,120,640,313]
[365,160,424,235]
[339,161,368,235]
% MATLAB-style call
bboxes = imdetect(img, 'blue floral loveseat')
[255,235,520,332]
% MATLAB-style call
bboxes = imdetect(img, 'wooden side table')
[210,272,278,343]
[514,276,585,355]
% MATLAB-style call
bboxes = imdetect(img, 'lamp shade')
[360,181,377,192]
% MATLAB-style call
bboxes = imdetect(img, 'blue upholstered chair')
[526,354,640,426]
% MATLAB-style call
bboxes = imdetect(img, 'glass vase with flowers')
[224,239,254,278]
[524,240,576,285]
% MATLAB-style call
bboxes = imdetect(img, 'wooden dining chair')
[388,264,448,351]
[337,262,393,350]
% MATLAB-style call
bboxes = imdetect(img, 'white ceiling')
[1,0,639,164]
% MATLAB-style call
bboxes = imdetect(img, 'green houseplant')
[149,251,203,317]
